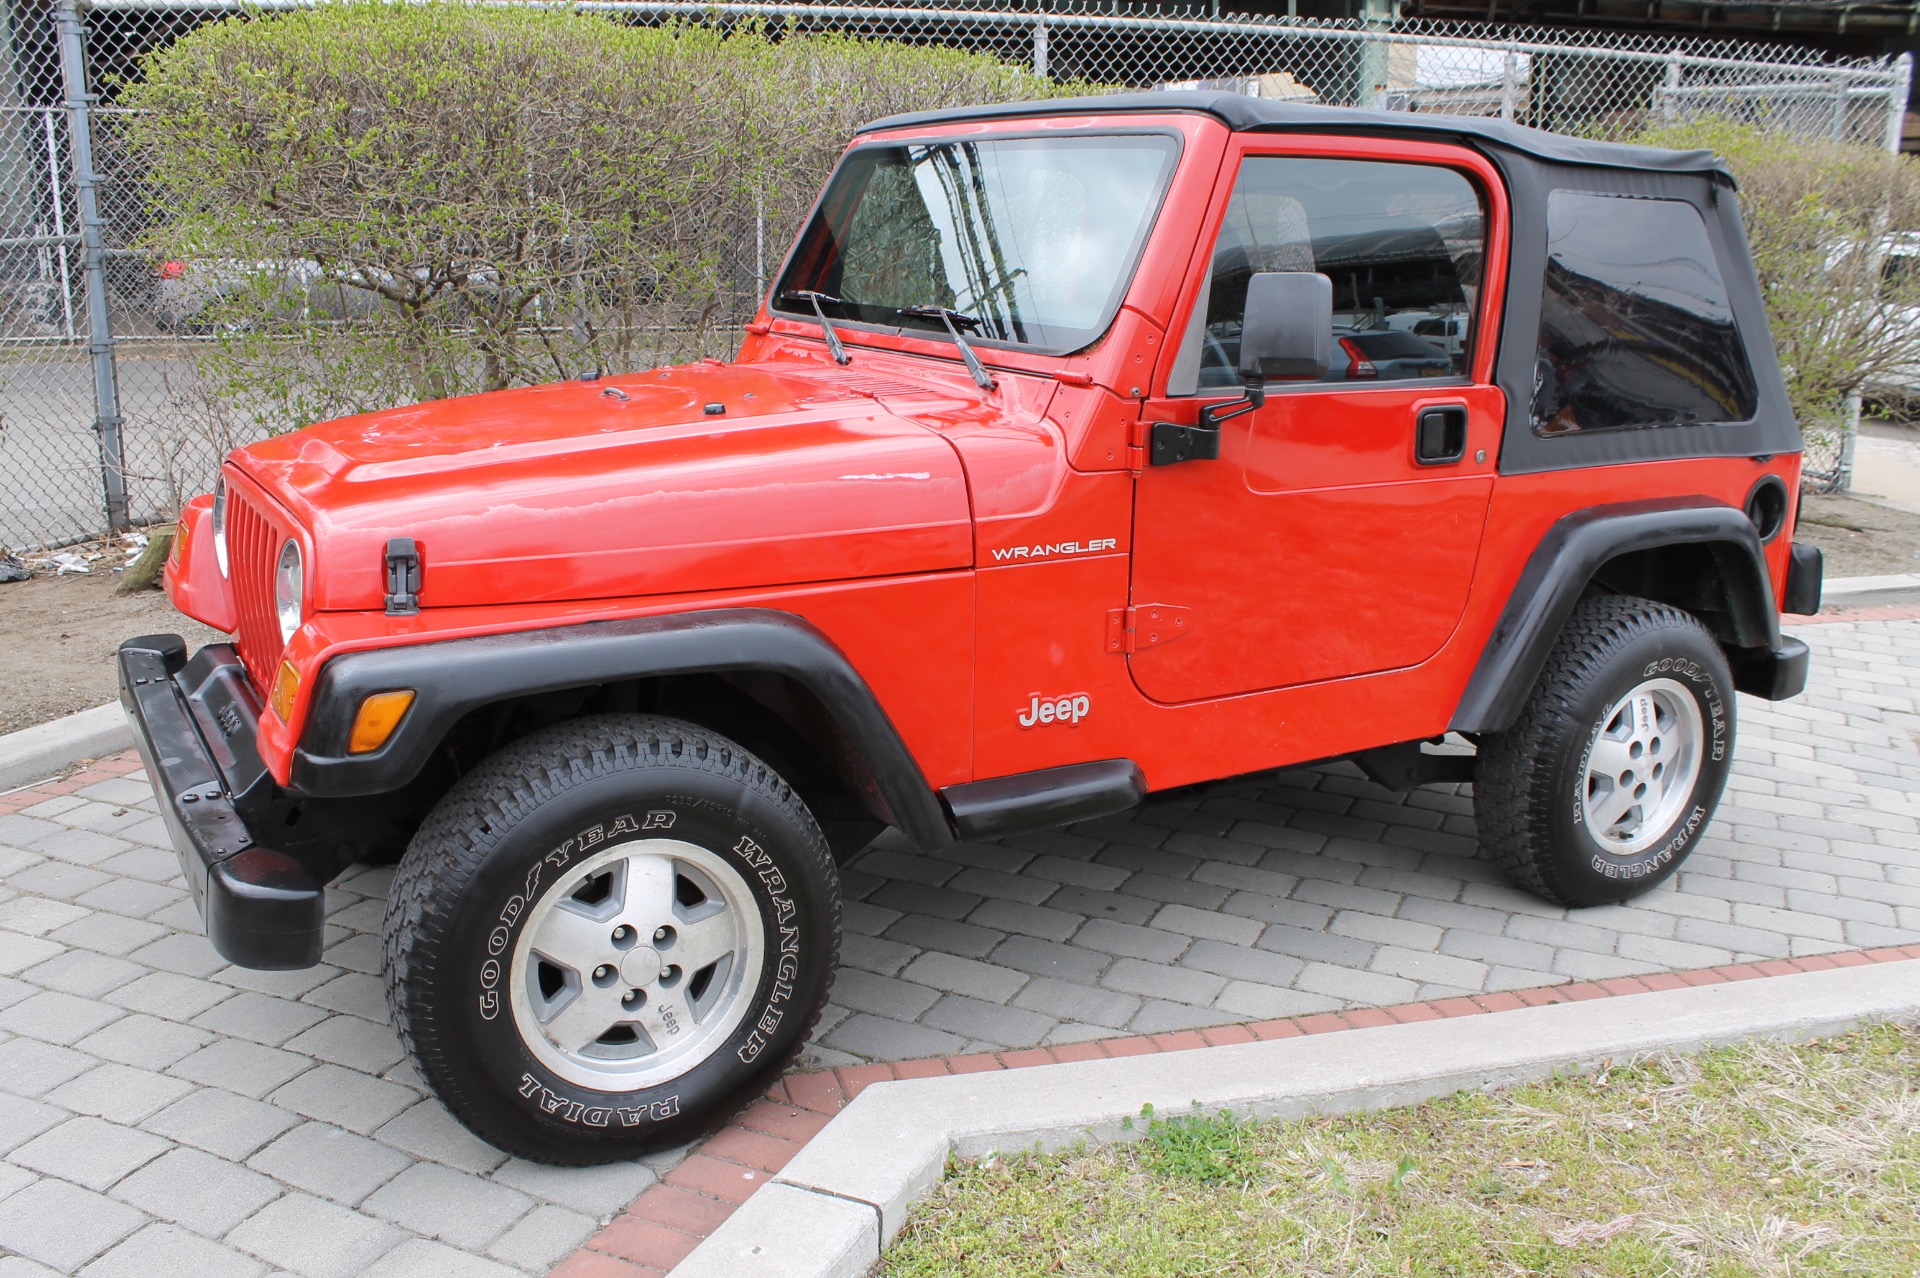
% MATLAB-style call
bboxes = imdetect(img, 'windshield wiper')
[778,290,852,366]
[898,305,996,391]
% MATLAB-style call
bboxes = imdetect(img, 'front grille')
[225,487,286,692]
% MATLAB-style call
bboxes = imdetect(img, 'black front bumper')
[118,635,326,970]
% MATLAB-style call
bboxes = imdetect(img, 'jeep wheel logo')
[1018,693,1091,728]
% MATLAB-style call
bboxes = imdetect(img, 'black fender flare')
[290,608,955,850]
[1450,497,1779,735]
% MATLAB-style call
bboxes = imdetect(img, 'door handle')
[1415,406,1468,465]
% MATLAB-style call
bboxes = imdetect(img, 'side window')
[1169,156,1485,394]
[1532,191,1758,435]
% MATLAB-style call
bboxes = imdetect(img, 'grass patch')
[878,1023,1920,1278]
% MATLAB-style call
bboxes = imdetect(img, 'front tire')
[1475,595,1735,908]
[384,714,839,1164]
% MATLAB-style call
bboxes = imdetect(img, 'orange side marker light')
[349,690,416,754]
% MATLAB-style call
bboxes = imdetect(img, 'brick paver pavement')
[808,614,1920,1065]
[0,763,672,1276]
[0,613,1913,1275]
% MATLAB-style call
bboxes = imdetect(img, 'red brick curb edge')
[1796,601,1920,625]
[555,942,1920,1277]
[0,750,147,811]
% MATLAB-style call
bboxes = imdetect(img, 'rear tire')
[384,713,839,1164]
[1475,595,1735,908]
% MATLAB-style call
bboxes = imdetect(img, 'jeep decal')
[1019,693,1091,728]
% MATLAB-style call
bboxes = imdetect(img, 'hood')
[229,362,975,611]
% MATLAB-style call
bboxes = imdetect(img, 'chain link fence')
[0,0,1910,551]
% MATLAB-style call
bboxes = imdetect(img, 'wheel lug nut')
[654,927,669,942]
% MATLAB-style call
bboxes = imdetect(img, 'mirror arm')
[1152,379,1266,468]
[1196,378,1267,432]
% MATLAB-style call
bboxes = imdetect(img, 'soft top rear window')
[1532,191,1758,436]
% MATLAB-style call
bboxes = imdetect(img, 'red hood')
[228,362,975,611]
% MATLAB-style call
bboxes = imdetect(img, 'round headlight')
[211,477,229,579]
[274,539,304,645]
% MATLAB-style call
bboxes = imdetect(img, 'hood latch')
[384,538,422,616]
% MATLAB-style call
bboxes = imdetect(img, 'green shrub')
[1630,118,1920,433]
[124,3,1080,427]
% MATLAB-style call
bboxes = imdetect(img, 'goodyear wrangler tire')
[384,714,839,1164]
[1474,595,1735,908]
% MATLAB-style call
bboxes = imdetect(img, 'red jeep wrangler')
[121,91,1822,1162]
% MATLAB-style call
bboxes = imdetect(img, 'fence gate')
[0,0,1911,551]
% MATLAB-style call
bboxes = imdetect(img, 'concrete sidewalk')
[670,953,1920,1278]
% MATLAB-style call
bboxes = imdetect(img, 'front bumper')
[118,635,325,969]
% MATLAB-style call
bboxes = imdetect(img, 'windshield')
[774,134,1181,352]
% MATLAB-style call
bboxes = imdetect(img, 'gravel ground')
[0,563,223,735]
[1797,493,1920,578]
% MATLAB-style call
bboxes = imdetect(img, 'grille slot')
[225,488,286,691]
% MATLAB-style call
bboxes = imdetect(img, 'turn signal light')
[349,690,416,754]
[269,661,300,723]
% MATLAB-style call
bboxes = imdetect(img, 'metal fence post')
[1660,54,1681,123]
[1032,17,1048,80]
[54,0,129,534]
[1885,51,1912,154]
[41,113,77,340]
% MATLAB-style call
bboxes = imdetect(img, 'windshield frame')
[768,127,1187,360]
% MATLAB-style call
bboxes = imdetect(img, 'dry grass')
[878,1023,1920,1278]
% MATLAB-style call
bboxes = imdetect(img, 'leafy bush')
[1631,119,1920,434]
[124,3,1078,427]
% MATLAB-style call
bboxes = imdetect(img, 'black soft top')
[859,88,1799,473]
[860,90,1731,183]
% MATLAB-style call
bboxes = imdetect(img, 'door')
[1128,144,1506,704]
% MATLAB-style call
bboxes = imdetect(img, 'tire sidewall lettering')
[1567,641,1730,881]
[466,798,809,1130]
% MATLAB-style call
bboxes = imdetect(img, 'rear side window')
[1532,191,1758,435]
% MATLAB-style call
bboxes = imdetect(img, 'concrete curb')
[1823,571,1920,608]
[0,702,131,792]
[671,959,1920,1278]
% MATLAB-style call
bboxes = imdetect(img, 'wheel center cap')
[619,947,662,987]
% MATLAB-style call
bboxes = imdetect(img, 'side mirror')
[1151,271,1334,467]
[1239,271,1332,382]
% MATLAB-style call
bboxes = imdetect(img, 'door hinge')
[1125,417,1152,472]
[1106,604,1191,654]
[1149,421,1221,466]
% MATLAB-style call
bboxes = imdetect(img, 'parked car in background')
[154,257,388,331]
[1385,308,1471,368]
[1333,327,1454,379]
[1864,235,1920,417]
